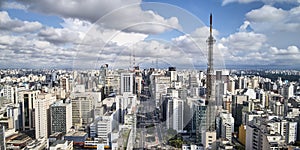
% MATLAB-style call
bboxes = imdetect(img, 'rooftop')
[65,131,87,137]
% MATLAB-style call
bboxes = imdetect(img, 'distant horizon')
[1,65,300,71]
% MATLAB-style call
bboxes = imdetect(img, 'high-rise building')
[120,73,134,94]
[18,90,40,130]
[99,64,108,85]
[193,100,206,144]
[35,93,56,139]
[71,96,94,127]
[167,67,177,82]
[60,77,70,93]
[0,125,5,150]
[232,94,247,131]
[3,85,18,104]
[282,83,294,99]
[50,101,72,134]
[245,117,295,150]
[218,111,234,141]
[96,116,112,145]
[153,75,171,107]
[167,98,184,132]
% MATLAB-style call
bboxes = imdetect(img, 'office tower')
[6,105,19,131]
[204,14,217,148]
[286,121,297,144]
[18,90,40,130]
[3,85,18,104]
[120,73,134,94]
[99,64,108,85]
[72,96,94,127]
[167,67,177,82]
[96,116,112,145]
[237,77,248,89]
[153,75,170,107]
[160,95,172,122]
[0,125,5,150]
[193,100,207,144]
[189,71,201,88]
[246,120,287,150]
[167,98,184,132]
[218,111,234,141]
[60,77,70,93]
[227,79,235,94]
[232,95,247,131]
[35,93,56,139]
[50,101,72,134]
[283,83,294,99]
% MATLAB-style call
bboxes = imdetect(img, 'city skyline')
[1,0,300,69]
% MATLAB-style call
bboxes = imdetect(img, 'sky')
[0,0,300,70]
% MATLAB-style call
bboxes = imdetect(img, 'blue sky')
[0,0,300,69]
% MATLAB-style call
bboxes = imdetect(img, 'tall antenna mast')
[206,13,216,132]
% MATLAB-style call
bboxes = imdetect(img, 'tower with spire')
[203,13,217,149]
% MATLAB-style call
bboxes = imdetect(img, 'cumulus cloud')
[2,1,28,10]
[220,32,266,53]
[38,27,80,44]
[222,0,300,6]
[246,5,287,23]
[239,21,251,32]
[245,5,300,48]
[170,26,227,69]
[0,11,42,33]
[16,0,181,34]
[217,19,300,68]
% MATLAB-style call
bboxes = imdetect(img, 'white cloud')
[38,27,80,44]
[222,0,258,6]
[220,32,266,53]
[0,11,42,33]
[239,21,251,32]
[222,0,300,5]
[246,5,287,23]
[245,5,300,48]
[2,1,28,10]
[17,0,181,34]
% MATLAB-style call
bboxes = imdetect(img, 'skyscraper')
[0,125,5,150]
[50,101,72,134]
[167,98,184,132]
[120,73,134,94]
[193,100,207,144]
[35,93,56,139]
[60,77,70,93]
[18,90,40,130]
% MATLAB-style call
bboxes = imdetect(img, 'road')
[135,84,165,149]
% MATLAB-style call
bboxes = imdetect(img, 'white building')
[219,111,234,141]
[6,105,20,131]
[50,101,72,134]
[60,77,70,93]
[120,73,134,94]
[35,93,56,139]
[153,75,170,107]
[167,98,184,132]
[71,96,94,127]
[2,85,18,104]
[245,117,292,150]
[95,111,118,145]
[282,83,294,99]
